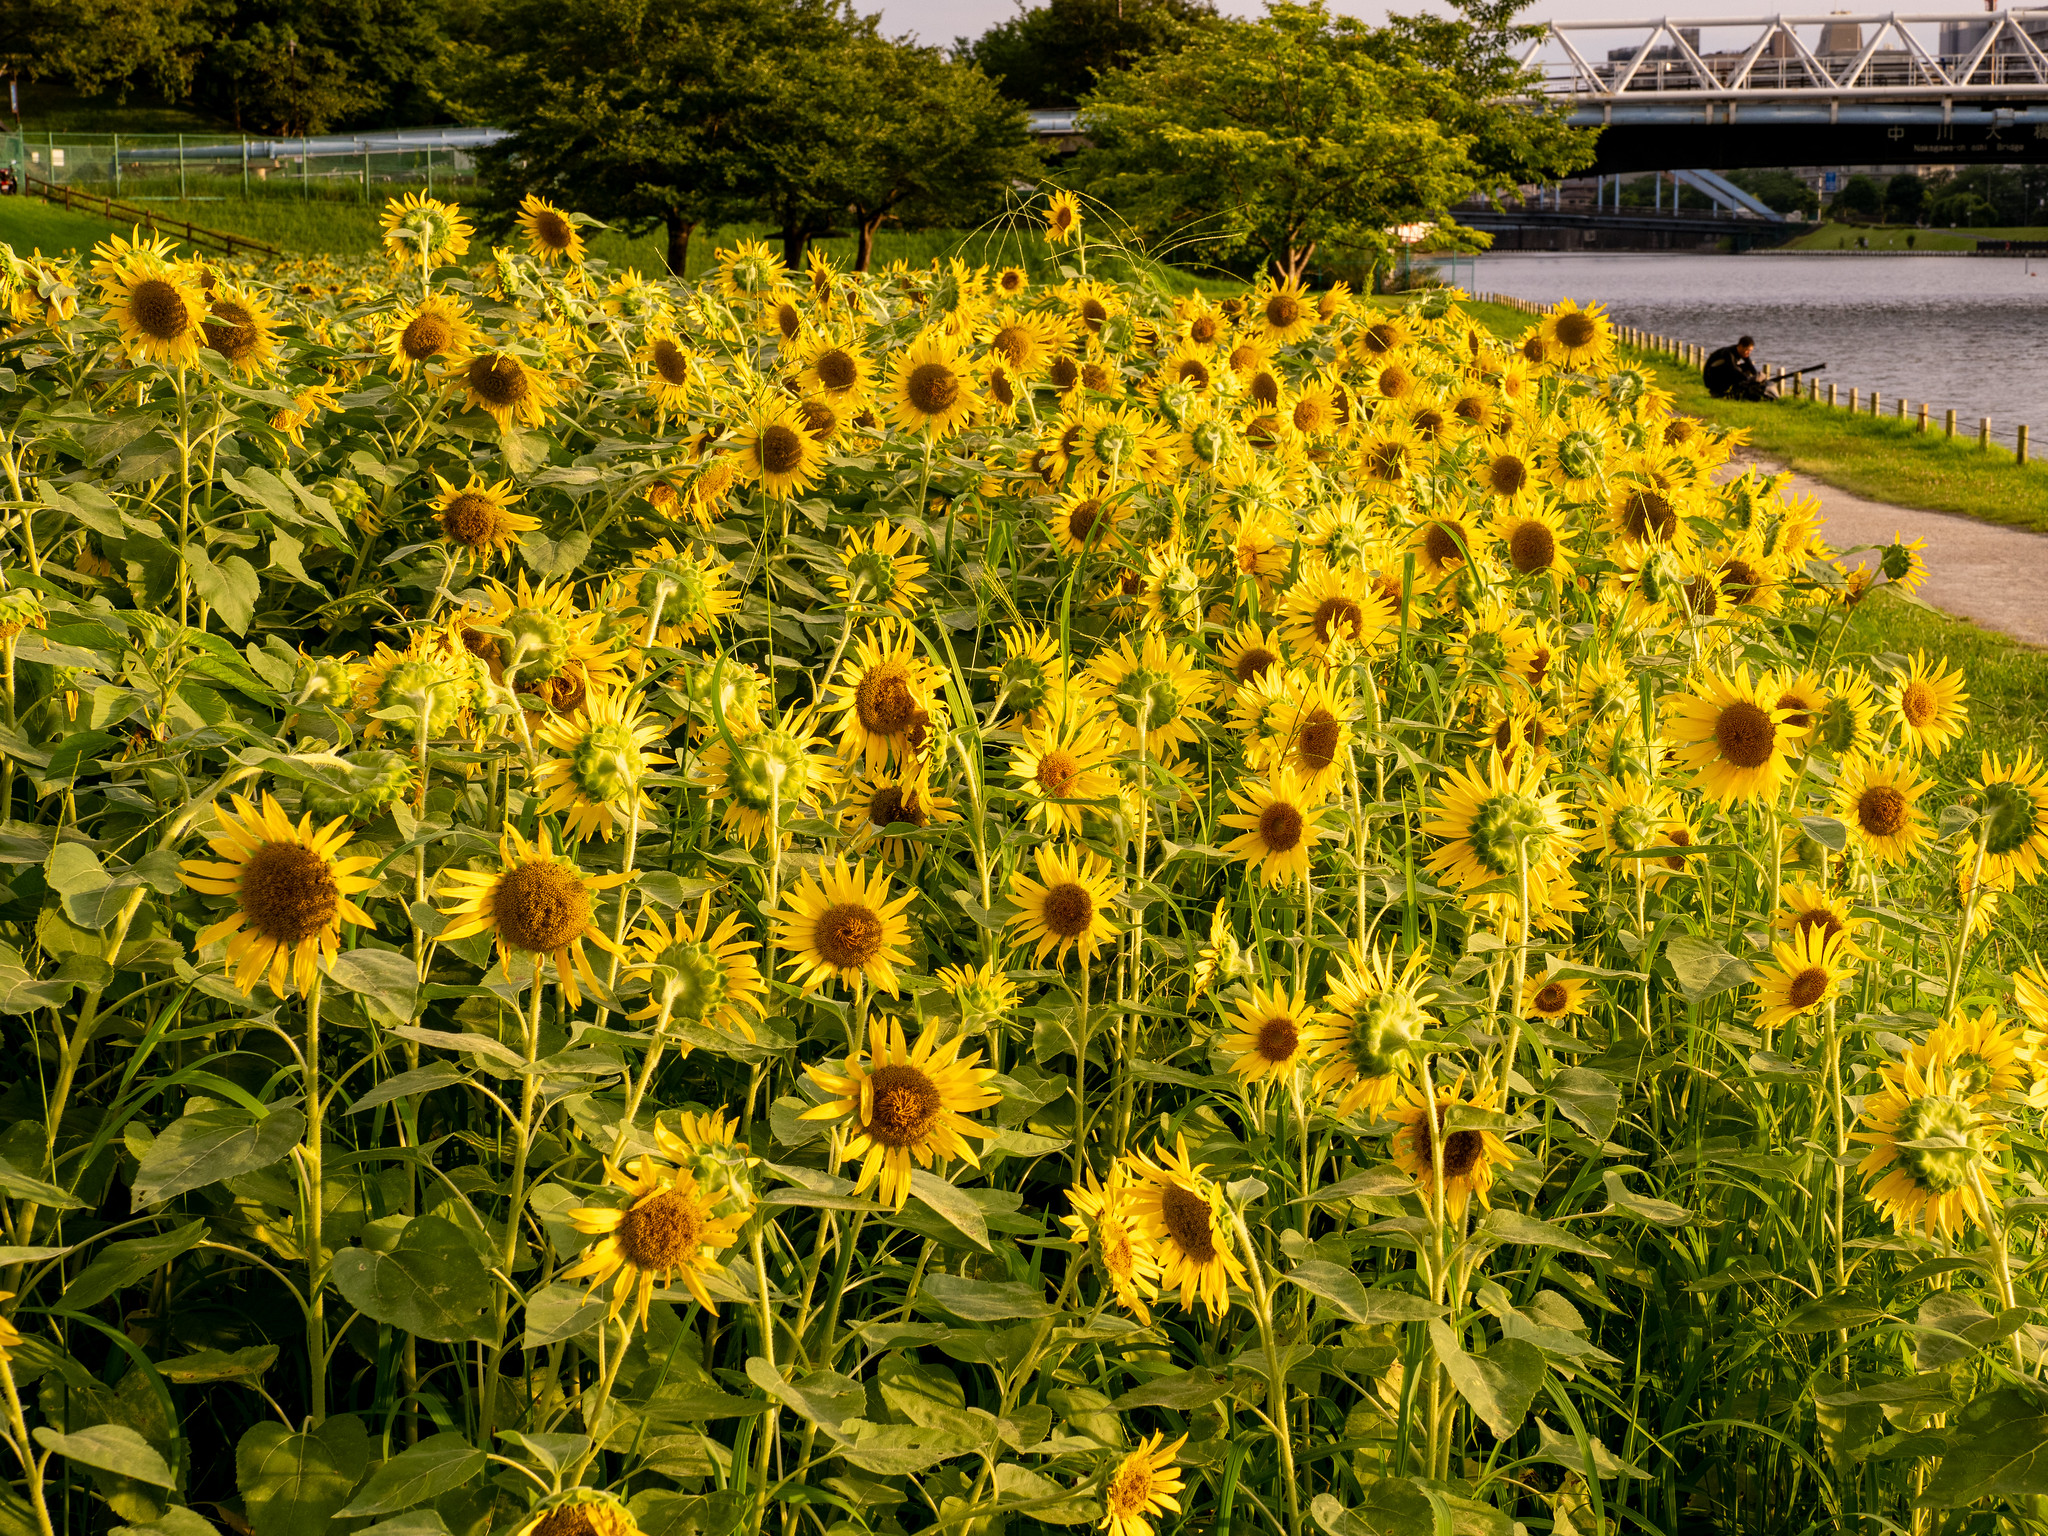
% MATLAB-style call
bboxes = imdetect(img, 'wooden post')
[1896,398,1907,421]
[178,133,186,200]
[113,132,120,199]
[1917,402,1928,432]
[1980,417,1992,449]
[1829,382,1839,407]
[1850,388,1859,412]
[2021,425,2031,465]
[1946,408,1957,438]
[1871,391,1880,416]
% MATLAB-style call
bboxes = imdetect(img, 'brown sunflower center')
[1258,801,1304,852]
[530,1504,606,1536]
[1255,1014,1300,1062]
[1159,1181,1218,1262]
[401,310,454,361]
[468,355,531,408]
[992,325,1032,366]
[1509,520,1556,573]
[614,1188,704,1271]
[1900,679,1938,727]
[1857,784,1908,838]
[1232,646,1278,684]
[1175,357,1211,388]
[1081,361,1116,392]
[815,901,885,969]
[238,841,340,946]
[1189,315,1220,345]
[442,492,504,548]
[1298,709,1341,771]
[1266,292,1303,329]
[1423,521,1466,570]
[1794,909,1845,944]
[1313,596,1364,645]
[1035,749,1080,798]
[1554,312,1597,349]
[1250,370,1281,407]
[759,422,806,477]
[1488,454,1528,497]
[854,662,918,735]
[530,207,575,252]
[1521,335,1549,364]
[866,1062,944,1147]
[906,361,959,416]
[1079,298,1108,332]
[1066,499,1103,542]
[1720,558,1761,601]
[1048,355,1080,391]
[1787,966,1829,1009]
[773,302,800,340]
[1361,322,1398,355]
[131,277,192,341]
[815,348,858,392]
[869,785,926,829]
[651,337,691,386]
[1713,700,1777,770]
[493,860,592,954]
[1534,982,1569,1014]
[1042,881,1095,937]
[798,398,839,438]
[1622,489,1676,541]
[203,300,258,360]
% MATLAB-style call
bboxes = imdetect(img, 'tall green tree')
[959,0,1218,108]
[0,0,210,107]
[460,0,844,275]
[745,28,1039,270]
[1074,1,1492,283]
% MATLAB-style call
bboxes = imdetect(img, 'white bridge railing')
[1527,10,2048,100]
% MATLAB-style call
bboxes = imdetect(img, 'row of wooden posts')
[1473,290,2032,466]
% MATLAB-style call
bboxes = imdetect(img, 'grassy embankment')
[1783,220,2048,251]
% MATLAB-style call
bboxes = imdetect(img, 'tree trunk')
[782,219,808,273]
[856,213,885,273]
[1278,240,1318,286]
[665,215,694,278]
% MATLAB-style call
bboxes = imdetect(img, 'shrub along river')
[1471,252,2048,449]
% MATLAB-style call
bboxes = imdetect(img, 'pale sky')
[881,0,2012,55]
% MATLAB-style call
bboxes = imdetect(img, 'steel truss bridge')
[1526,9,2048,172]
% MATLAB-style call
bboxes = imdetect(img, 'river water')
[1468,253,2048,450]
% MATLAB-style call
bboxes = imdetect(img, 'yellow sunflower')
[1279,561,1395,659]
[199,281,282,376]
[1891,651,1970,758]
[1011,710,1119,835]
[1834,752,1932,866]
[1255,277,1318,346]
[535,689,673,842]
[516,194,585,264]
[774,855,915,996]
[384,293,476,377]
[1220,770,1329,888]
[1751,925,1853,1032]
[1854,1058,2002,1238]
[642,328,696,413]
[1536,297,1614,371]
[1061,1163,1162,1324]
[832,521,929,615]
[838,765,959,866]
[696,703,837,847]
[511,1489,640,1536]
[1910,1007,2031,1101]
[562,1159,746,1323]
[1390,1076,1517,1220]
[1774,880,1863,957]
[437,824,629,1005]
[827,620,944,774]
[1126,1137,1249,1319]
[801,1016,1001,1210]
[179,793,377,997]
[1972,749,2048,884]
[889,330,979,437]
[1215,622,1289,698]
[732,401,826,499]
[713,238,788,301]
[1421,753,1579,895]
[1665,668,1808,806]
[454,350,560,432]
[1102,1431,1189,1536]
[104,259,207,367]
[1048,479,1122,555]
[380,191,472,267]
[1043,189,1084,246]
[1521,972,1594,1022]
[1491,498,1575,582]
[1305,948,1434,1117]
[1081,631,1215,758]
[432,473,537,565]
[1220,983,1320,1082]
[620,896,764,1040]
[1007,843,1122,967]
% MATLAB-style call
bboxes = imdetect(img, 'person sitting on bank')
[1703,336,1770,401]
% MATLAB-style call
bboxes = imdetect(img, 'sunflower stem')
[609,991,676,1166]
[482,958,548,1449]
[1946,832,1990,1015]
[1228,1206,1301,1536]
[1070,954,1091,1179]
[300,971,328,1424]
[0,1354,53,1536]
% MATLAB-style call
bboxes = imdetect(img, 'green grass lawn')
[1782,220,2048,251]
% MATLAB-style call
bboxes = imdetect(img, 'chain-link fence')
[2,126,504,202]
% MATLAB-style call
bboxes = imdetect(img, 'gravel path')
[1724,452,2048,649]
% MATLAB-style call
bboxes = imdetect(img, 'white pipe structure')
[1523,10,2048,102]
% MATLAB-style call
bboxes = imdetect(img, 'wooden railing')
[22,177,279,262]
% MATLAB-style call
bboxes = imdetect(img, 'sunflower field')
[0,186,2044,1536]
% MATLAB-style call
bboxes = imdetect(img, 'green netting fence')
[1,126,501,202]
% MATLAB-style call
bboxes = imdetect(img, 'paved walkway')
[1723,451,2048,648]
